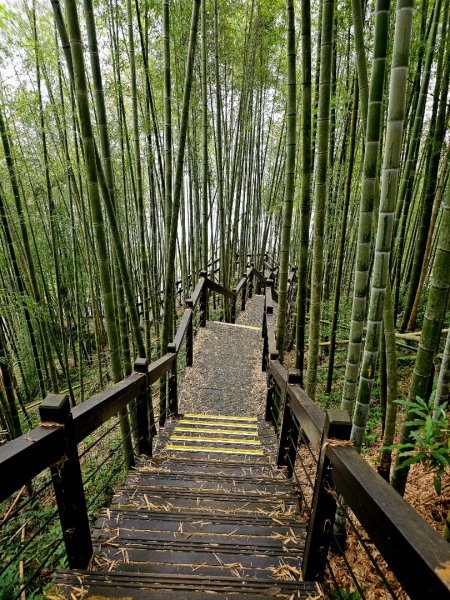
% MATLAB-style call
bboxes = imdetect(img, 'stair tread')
[54,570,319,599]
[53,401,308,597]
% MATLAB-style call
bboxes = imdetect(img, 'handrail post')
[264,371,276,423]
[277,370,301,476]
[134,358,152,456]
[167,342,178,417]
[231,289,237,323]
[39,394,92,569]
[186,301,194,366]
[199,270,207,327]
[262,310,268,368]
[241,273,247,312]
[248,263,254,298]
[302,409,352,581]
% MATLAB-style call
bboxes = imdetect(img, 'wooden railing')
[261,289,450,599]
[0,266,262,587]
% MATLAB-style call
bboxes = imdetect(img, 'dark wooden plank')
[206,277,235,300]
[287,385,325,453]
[328,445,450,599]
[110,561,295,579]
[122,474,294,495]
[91,545,302,570]
[147,459,285,478]
[270,360,288,390]
[54,571,318,599]
[266,313,278,359]
[96,513,304,538]
[91,533,303,555]
[190,276,206,308]
[265,286,273,313]
[235,275,247,295]
[173,309,193,352]
[72,373,147,442]
[97,508,302,528]
[147,352,176,385]
[163,449,273,464]
[252,268,266,283]
[0,425,64,502]
[112,487,298,512]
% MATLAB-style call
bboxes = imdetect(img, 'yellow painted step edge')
[170,435,261,445]
[213,321,260,331]
[166,444,264,455]
[183,414,257,421]
[174,427,258,436]
[178,420,257,429]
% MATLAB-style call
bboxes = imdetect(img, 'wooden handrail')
[270,359,288,390]
[205,277,235,300]
[190,276,206,308]
[72,373,147,443]
[328,445,450,598]
[173,309,193,352]
[0,426,65,503]
[235,275,247,295]
[265,285,273,314]
[285,383,324,453]
[266,313,279,361]
[0,268,263,575]
[262,275,450,596]
[148,352,176,385]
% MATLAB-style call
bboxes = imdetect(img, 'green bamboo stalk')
[341,0,391,415]
[214,0,226,295]
[0,100,59,394]
[63,0,135,467]
[161,0,200,419]
[378,280,398,479]
[305,0,334,398]
[392,157,450,494]
[201,0,208,271]
[276,0,297,361]
[351,0,369,129]
[403,0,448,330]
[294,0,312,379]
[351,0,414,450]
[395,0,443,329]
[326,76,359,392]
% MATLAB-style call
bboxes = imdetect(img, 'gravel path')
[178,295,267,416]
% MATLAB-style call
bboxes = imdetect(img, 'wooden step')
[143,456,285,478]
[124,472,294,494]
[52,411,312,599]
[53,571,320,599]
[112,487,298,515]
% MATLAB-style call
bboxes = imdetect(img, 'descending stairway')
[53,413,319,598]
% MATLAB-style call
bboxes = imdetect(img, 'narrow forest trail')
[52,296,318,598]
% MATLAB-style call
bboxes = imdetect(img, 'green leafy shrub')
[386,394,449,494]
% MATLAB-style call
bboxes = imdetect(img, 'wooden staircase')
[52,414,319,598]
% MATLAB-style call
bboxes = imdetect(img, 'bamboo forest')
[0,0,449,598]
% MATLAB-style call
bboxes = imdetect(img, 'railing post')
[186,301,194,367]
[134,358,152,456]
[277,370,301,476]
[266,278,274,311]
[302,409,352,581]
[262,312,268,370]
[264,370,275,422]
[248,263,254,298]
[241,273,247,312]
[167,342,178,417]
[39,394,92,569]
[231,289,237,323]
[199,270,207,327]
